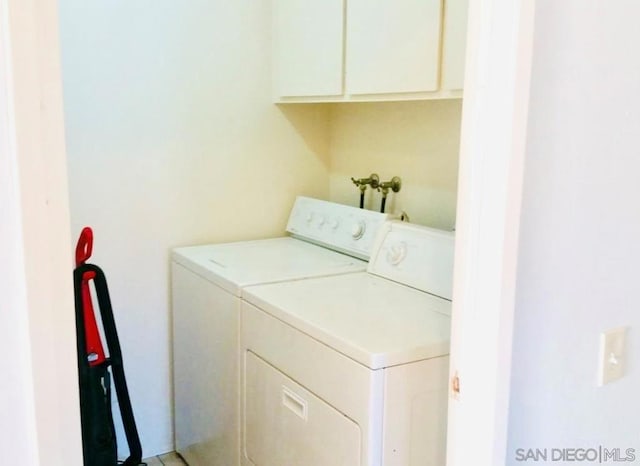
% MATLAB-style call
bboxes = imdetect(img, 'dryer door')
[244,351,361,466]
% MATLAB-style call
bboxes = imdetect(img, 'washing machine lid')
[172,237,367,296]
[243,273,451,370]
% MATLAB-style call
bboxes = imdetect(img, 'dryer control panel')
[368,221,455,300]
[286,197,391,260]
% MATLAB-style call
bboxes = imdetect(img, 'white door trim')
[446,0,535,465]
[0,0,82,464]
[0,1,40,463]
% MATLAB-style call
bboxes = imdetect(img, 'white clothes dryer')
[241,221,455,466]
[171,197,390,466]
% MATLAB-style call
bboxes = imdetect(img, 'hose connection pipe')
[379,176,402,213]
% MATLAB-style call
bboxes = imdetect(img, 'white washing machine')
[171,197,390,466]
[241,221,455,466]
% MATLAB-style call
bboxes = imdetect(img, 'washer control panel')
[286,197,391,260]
[368,221,455,300]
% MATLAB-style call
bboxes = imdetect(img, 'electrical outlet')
[598,327,628,386]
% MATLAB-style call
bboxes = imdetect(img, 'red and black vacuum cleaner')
[73,227,143,466]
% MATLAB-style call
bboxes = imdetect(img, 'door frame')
[1,0,536,464]
[446,0,535,465]
[0,0,82,465]
[0,1,39,463]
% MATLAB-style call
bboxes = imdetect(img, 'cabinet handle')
[282,385,308,421]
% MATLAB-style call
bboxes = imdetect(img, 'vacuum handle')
[75,263,143,465]
[75,227,93,266]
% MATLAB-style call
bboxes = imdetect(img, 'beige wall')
[60,2,462,457]
[328,100,462,229]
[59,0,329,456]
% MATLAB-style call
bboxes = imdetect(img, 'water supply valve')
[351,173,380,208]
[379,176,402,196]
[351,173,380,192]
[379,176,402,213]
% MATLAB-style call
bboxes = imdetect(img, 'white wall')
[508,0,640,461]
[328,100,462,229]
[59,0,330,457]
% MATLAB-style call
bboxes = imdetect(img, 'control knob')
[351,221,366,240]
[387,242,407,266]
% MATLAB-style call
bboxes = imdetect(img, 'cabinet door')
[346,0,442,95]
[441,0,469,90]
[272,0,344,98]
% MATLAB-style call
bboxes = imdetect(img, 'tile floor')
[142,451,188,466]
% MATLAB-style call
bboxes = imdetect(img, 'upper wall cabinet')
[345,0,442,96]
[272,0,344,98]
[441,0,469,91]
[272,0,469,103]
